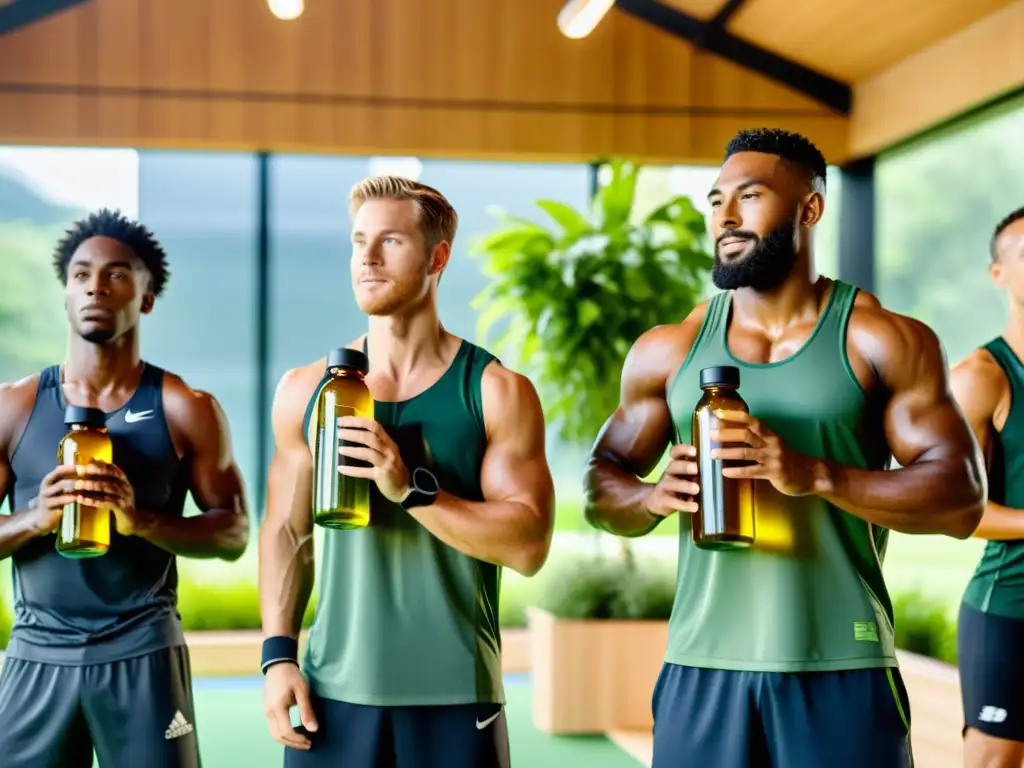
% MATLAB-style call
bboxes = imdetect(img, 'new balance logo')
[125,409,154,424]
[979,706,1008,723]
[165,710,194,740]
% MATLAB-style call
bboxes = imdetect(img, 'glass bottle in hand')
[692,365,755,550]
[56,405,113,558]
[313,347,374,529]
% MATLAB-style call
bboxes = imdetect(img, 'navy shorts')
[0,646,200,768]
[652,662,913,768]
[958,602,1024,742]
[283,693,510,768]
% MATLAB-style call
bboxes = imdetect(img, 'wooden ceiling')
[666,0,1019,81]
[0,0,1021,162]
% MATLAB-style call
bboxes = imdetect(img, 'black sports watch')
[401,467,440,509]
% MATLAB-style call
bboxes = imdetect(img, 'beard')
[712,219,798,292]
[79,328,116,344]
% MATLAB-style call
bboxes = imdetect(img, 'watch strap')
[400,467,439,510]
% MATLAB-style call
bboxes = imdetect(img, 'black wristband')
[261,635,299,675]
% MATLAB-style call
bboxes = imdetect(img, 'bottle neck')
[70,424,107,433]
[329,367,366,381]
[702,384,738,394]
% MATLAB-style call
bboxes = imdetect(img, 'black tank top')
[6,363,189,664]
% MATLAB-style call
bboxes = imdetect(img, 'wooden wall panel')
[0,0,848,165]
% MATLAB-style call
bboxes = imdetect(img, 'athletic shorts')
[958,602,1024,742]
[283,693,510,768]
[0,645,200,768]
[651,662,913,768]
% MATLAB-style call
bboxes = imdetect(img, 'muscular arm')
[583,322,694,537]
[259,369,316,639]
[405,365,555,577]
[134,388,249,559]
[950,351,1024,540]
[817,311,986,539]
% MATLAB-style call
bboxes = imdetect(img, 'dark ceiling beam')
[614,0,852,115]
[709,0,747,27]
[0,0,92,36]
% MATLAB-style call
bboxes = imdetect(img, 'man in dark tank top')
[950,207,1024,767]
[0,209,250,768]
[258,176,555,768]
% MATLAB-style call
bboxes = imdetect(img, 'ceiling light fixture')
[557,0,615,39]
[268,0,304,22]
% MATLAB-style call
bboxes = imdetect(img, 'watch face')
[412,467,439,494]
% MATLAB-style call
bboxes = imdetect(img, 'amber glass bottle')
[56,405,113,558]
[692,365,755,550]
[312,347,374,529]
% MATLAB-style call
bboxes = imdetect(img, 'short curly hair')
[724,128,827,191]
[53,208,169,296]
[992,207,1024,262]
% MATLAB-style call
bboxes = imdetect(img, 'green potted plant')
[473,159,711,452]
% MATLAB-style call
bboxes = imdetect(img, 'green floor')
[94,676,641,767]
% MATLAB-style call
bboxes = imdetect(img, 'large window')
[138,152,261,513]
[877,98,1024,365]
[266,155,374,392]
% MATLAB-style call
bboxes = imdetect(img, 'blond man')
[258,176,555,768]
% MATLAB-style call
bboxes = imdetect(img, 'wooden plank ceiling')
[667,0,1019,81]
[0,0,1020,161]
[0,0,847,164]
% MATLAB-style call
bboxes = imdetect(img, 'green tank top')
[665,281,896,672]
[962,337,1024,619]
[300,340,505,705]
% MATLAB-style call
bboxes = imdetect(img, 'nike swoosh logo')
[476,711,501,730]
[124,409,154,424]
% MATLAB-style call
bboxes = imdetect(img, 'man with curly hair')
[0,209,250,768]
[585,128,985,766]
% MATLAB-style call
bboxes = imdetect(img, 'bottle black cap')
[699,365,740,389]
[326,347,369,375]
[64,405,107,428]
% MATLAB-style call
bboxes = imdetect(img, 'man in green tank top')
[584,128,986,767]
[949,207,1024,767]
[257,176,555,768]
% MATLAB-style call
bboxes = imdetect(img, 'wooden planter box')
[527,606,668,735]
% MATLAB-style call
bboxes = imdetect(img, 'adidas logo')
[164,710,194,740]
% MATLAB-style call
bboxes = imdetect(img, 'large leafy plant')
[471,159,713,449]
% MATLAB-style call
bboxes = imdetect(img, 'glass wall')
[267,155,373,387]
[877,97,1024,365]
[138,152,261,511]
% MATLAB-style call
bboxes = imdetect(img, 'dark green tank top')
[963,337,1024,619]
[665,281,897,672]
[300,340,504,705]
